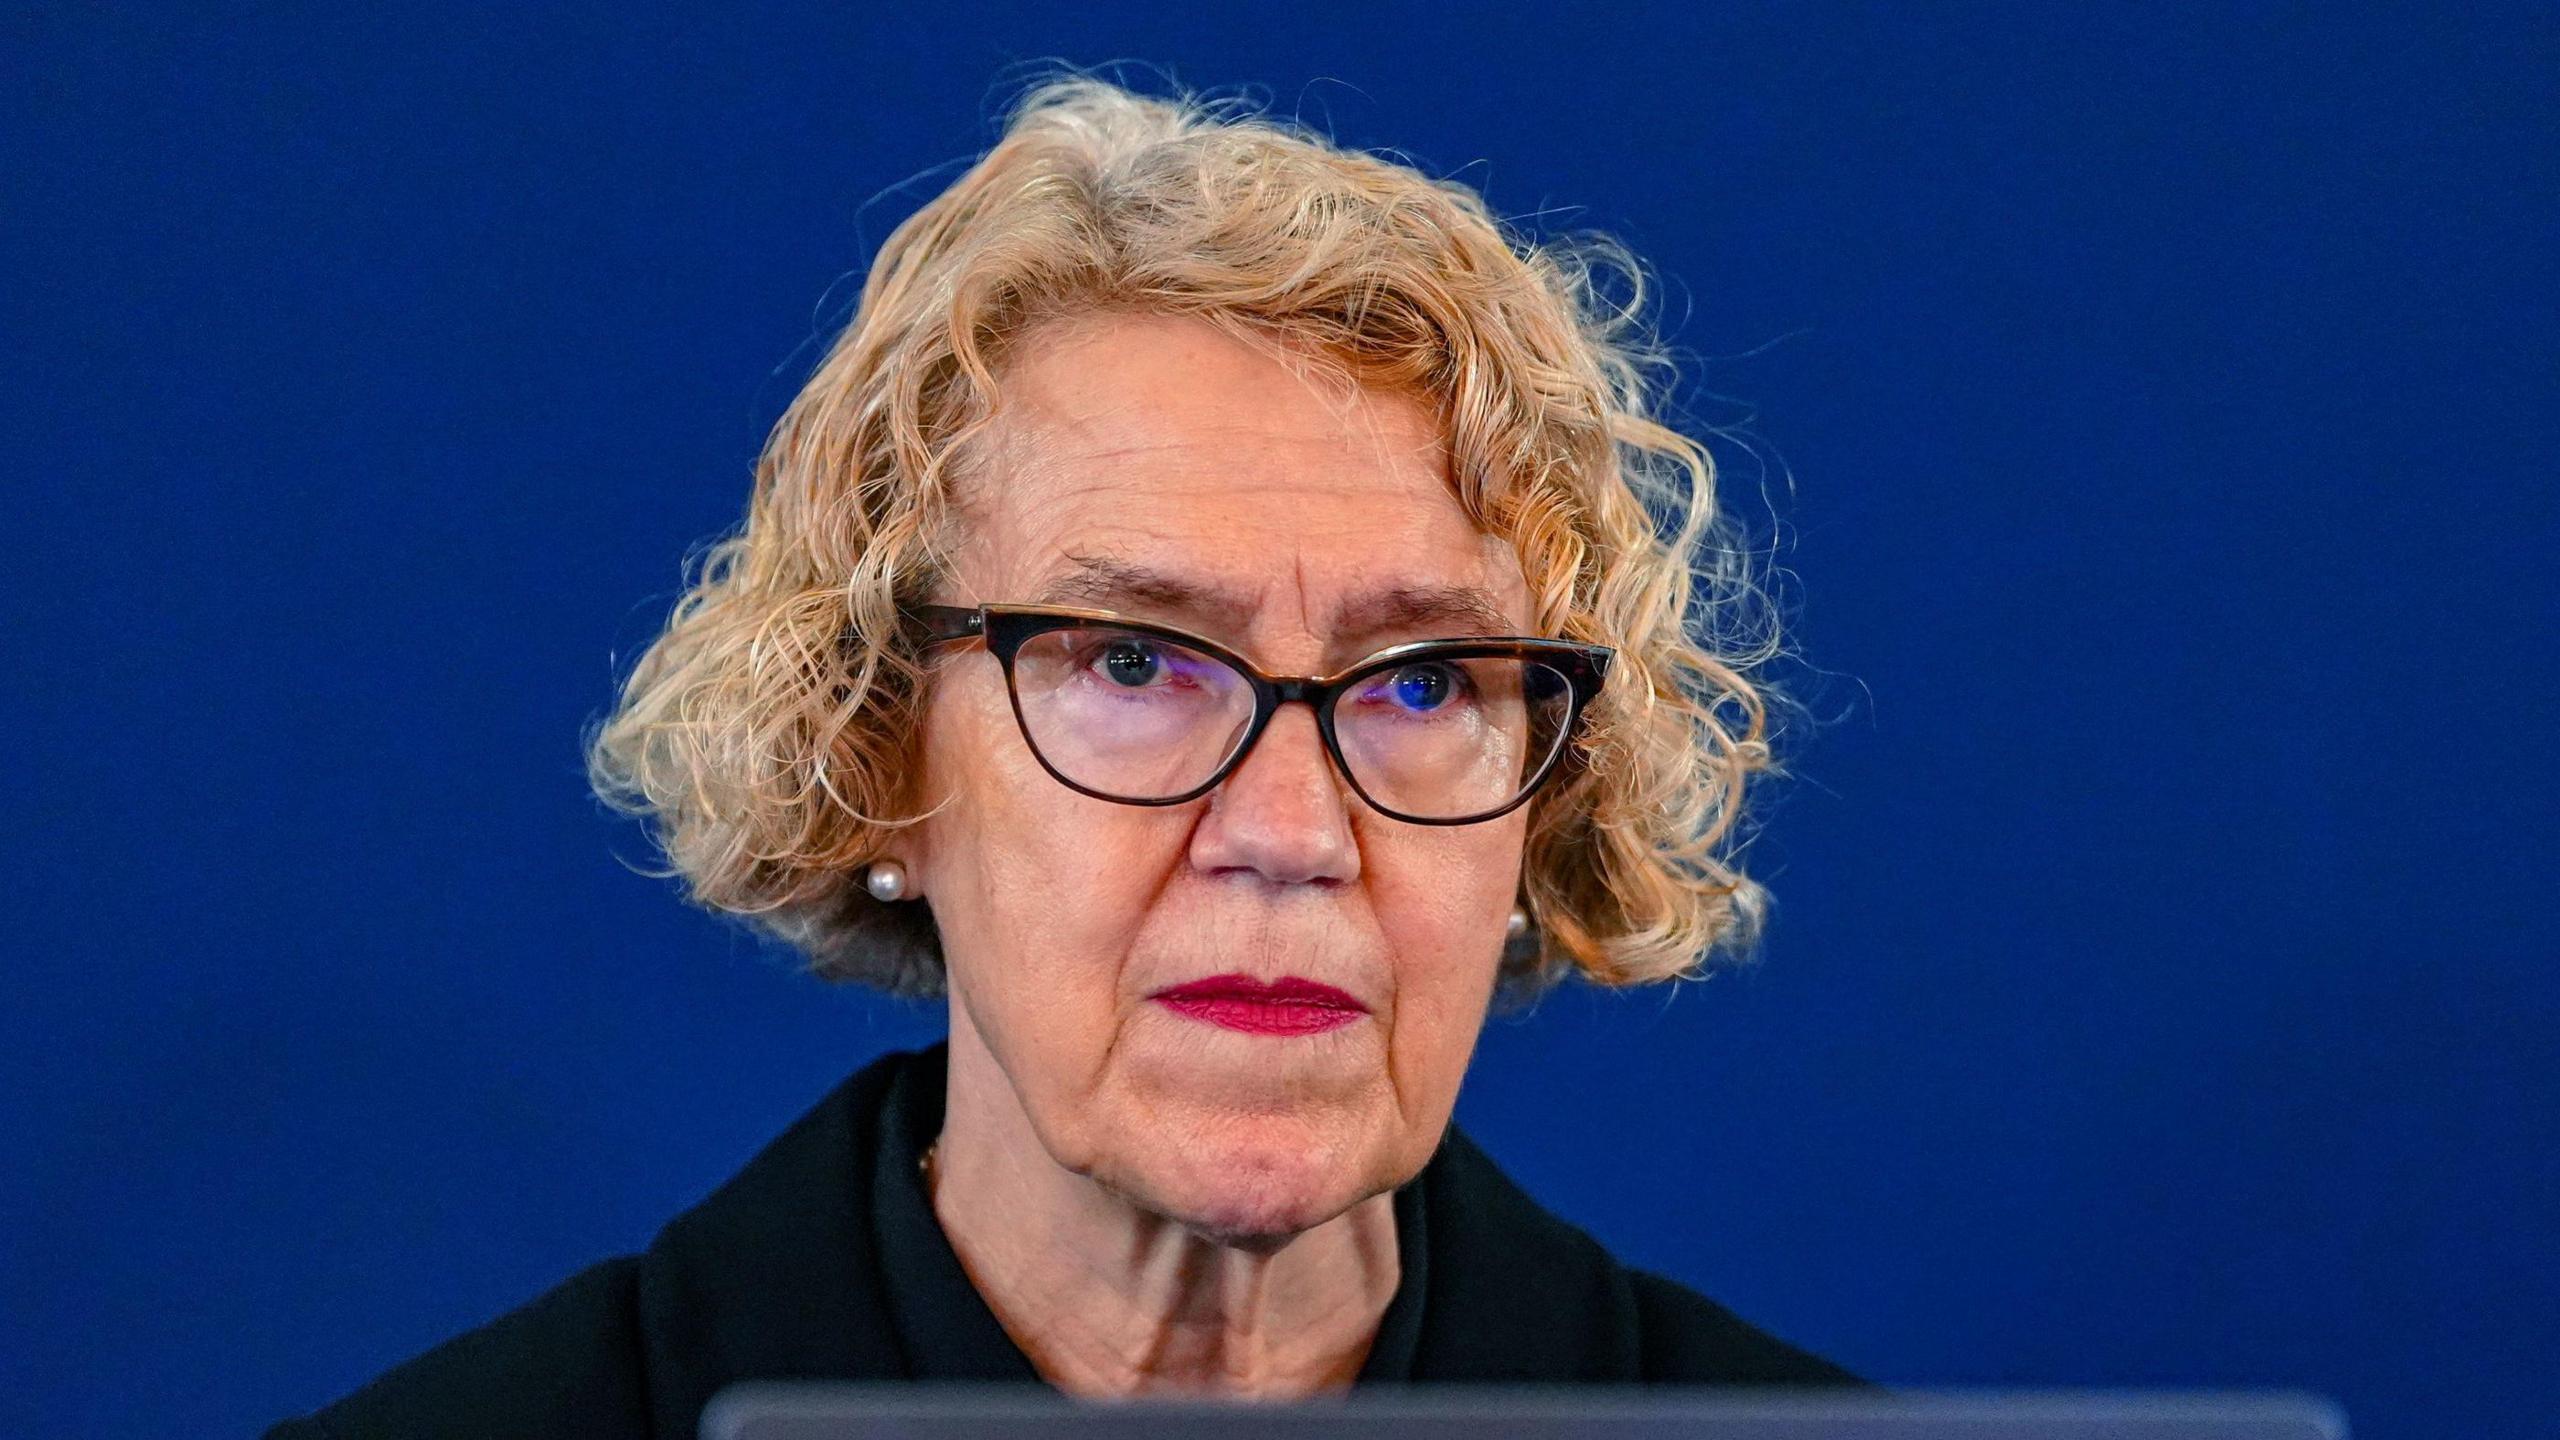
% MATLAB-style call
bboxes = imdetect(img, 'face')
[902,311,1531,1243]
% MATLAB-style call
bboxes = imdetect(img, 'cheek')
[914,679,1189,1076]
[1370,811,1524,956]
[1369,819,1523,1103]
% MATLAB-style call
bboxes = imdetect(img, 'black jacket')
[268,1044,1859,1437]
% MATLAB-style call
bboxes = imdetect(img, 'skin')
[885,310,1532,1397]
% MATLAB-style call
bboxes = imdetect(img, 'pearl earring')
[864,860,908,903]
[1506,906,1531,940]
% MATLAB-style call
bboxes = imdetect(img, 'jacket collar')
[633,1049,910,1433]
[628,1041,1640,1427]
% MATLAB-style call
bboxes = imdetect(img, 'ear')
[886,799,942,903]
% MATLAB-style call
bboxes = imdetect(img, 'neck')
[928,1010,1401,1398]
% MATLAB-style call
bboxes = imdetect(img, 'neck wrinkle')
[931,1009,1401,1398]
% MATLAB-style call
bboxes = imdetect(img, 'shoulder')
[266,1047,926,1440]
[1417,1126,1865,1386]
[1624,1267,1872,1386]
[262,1257,649,1440]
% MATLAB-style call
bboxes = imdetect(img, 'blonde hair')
[587,75,1792,996]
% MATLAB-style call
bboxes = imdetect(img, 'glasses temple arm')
[903,604,986,646]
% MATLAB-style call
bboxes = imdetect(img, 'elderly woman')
[268,78,1857,1439]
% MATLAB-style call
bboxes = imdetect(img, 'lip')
[1149,974,1369,1036]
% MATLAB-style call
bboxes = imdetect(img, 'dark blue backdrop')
[5,6,2553,1438]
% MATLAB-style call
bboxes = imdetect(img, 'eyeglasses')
[907,603,1612,826]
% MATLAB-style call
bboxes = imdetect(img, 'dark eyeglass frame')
[906,602,1614,826]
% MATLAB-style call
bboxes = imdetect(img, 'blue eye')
[1386,663,1459,712]
[1098,640,1164,687]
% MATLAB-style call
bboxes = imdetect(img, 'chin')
[1119,1109,1383,1247]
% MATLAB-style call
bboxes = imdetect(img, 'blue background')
[5,5,2553,1438]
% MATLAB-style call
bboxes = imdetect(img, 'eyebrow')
[1032,554,1522,649]
[1330,584,1520,644]
[1034,555,1259,632]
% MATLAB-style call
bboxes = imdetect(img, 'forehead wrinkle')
[999,351,1447,493]
[1032,551,1261,633]
[1330,583,1520,642]
[962,463,1525,640]
[1038,550,1521,657]
[952,316,1517,647]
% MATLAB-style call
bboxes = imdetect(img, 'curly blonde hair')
[587,75,1791,997]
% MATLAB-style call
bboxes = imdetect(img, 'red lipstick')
[1150,974,1368,1036]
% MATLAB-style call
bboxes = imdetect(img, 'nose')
[1187,703,1361,888]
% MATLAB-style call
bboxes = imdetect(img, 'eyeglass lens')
[1006,624,1575,820]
